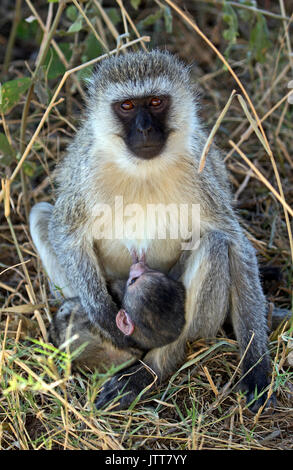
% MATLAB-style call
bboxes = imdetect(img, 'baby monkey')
[49,251,186,368]
[111,251,186,351]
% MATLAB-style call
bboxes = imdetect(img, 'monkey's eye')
[129,277,138,286]
[121,100,134,111]
[150,97,162,107]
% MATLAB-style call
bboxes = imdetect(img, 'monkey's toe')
[246,390,276,413]
[95,362,155,410]
[95,380,136,410]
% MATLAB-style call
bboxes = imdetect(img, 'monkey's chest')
[97,238,182,279]
[91,187,197,278]
[93,204,190,278]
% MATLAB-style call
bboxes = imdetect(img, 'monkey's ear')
[116,309,134,336]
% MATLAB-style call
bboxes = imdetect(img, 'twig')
[0,317,10,381]
[224,88,293,161]
[1,179,35,297]
[19,0,66,220]
[234,169,253,201]
[279,1,293,73]
[229,140,293,219]
[198,89,236,173]
[2,0,22,75]
[92,0,119,40]
[71,0,109,52]
[276,137,293,169]
[208,0,290,21]
[117,0,129,44]
[226,63,291,151]
[116,0,148,51]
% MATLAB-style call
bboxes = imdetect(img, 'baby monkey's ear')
[116,309,135,336]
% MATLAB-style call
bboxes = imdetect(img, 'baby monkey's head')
[116,254,186,351]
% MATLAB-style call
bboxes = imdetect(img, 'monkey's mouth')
[131,143,165,160]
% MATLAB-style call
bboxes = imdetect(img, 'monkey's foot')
[245,389,276,413]
[240,370,276,413]
[95,362,156,410]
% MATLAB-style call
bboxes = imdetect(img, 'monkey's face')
[111,95,171,160]
[87,51,199,171]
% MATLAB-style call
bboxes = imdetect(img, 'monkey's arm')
[30,202,140,353]
[168,249,192,281]
[107,279,126,307]
[52,234,140,352]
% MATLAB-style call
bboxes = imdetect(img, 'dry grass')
[0,0,292,450]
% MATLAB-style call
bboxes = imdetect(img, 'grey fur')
[30,50,272,411]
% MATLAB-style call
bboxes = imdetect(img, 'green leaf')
[139,9,162,28]
[163,6,173,33]
[22,160,37,177]
[66,5,78,22]
[0,133,14,159]
[106,8,121,26]
[16,18,39,40]
[0,78,31,114]
[84,33,103,61]
[68,17,83,34]
[249,13,271,63]
[131,0,141,10]
[222,3,238,44]
[43,43,72,80]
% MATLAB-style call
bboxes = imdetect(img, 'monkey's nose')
[137,125,152,138]
[135,110,152,137]
[129,262,146,279]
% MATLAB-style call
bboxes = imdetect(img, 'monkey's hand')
[50,226,144,353]
[95,362,156,410]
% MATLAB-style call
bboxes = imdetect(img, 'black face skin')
[112,95,171,159]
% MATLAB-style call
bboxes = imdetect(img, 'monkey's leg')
[163,232,271,411]
[96,231,272,412]
[49,298,101,365]
[228,240,272,411]
[30,202,76,298]
[95,231,231,410]
[30,204,106,363]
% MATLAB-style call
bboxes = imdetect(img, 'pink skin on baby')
[127,250,163,288]
[116,250,163,336]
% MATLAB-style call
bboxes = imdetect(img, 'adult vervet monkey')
[30,50,271,411]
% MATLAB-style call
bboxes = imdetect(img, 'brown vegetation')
[0,0,292,450]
